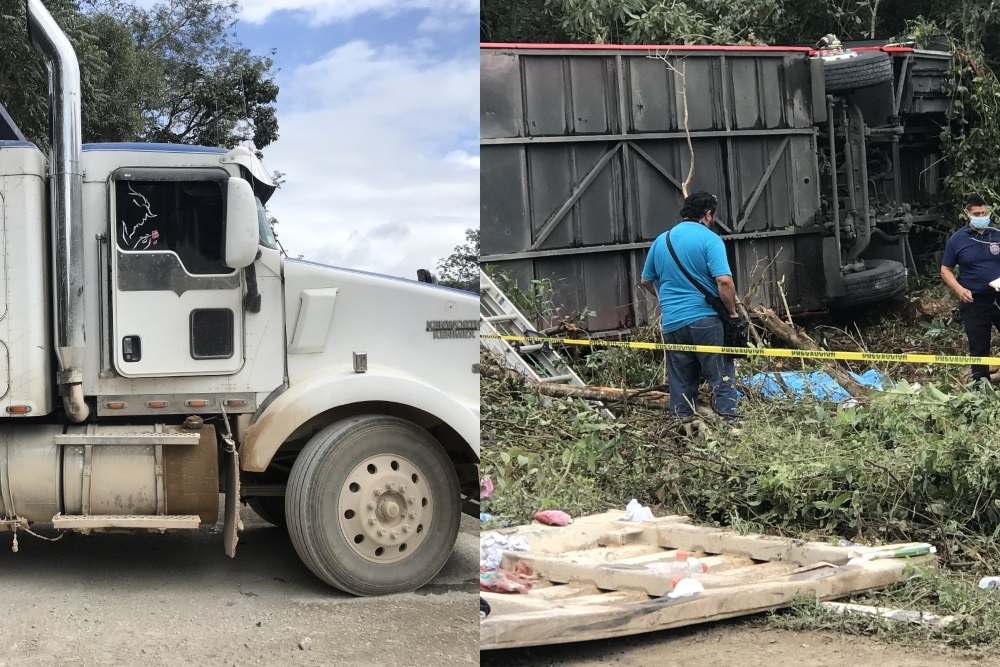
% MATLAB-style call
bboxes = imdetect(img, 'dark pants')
[664,316,737,417]
[959,294,1000,381]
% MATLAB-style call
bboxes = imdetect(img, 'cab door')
[110,168,244,377]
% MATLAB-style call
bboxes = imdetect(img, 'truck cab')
[0,0,479,596]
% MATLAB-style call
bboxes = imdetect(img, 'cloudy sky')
[233,0,479,279]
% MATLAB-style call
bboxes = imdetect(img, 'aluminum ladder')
[480,270,612,417]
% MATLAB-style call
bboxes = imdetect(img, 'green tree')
[97,0,279,150]
[0,0,156,147]
[0,0,278,151]
[436,228,479,289]
[481,0,570,43]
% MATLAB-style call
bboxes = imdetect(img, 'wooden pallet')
[480,511,934,650]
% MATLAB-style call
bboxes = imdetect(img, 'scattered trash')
[534,509,572,526]
[481,597,491,620]
[480,512,495,523]
[667,577,704,599]
[822,602,956,628]
[298,638,312,651]
[619,499,654,522]
[481,477,494,500]
[847,544,936,564]
[480,532,529,571]
[480,569,534,594]
[646,550,708,575]
[978,577,1000,590]
[838,538,862,548]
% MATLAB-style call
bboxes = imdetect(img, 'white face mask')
[971,214,992,229]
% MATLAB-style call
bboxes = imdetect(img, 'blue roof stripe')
[287,258,478,298]
[82,143,228,154]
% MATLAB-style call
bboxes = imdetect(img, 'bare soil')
[0,501,478,666]
[481,621,1000,666]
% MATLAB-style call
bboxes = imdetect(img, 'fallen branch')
[752,306,870,396]
[481,365,672,410]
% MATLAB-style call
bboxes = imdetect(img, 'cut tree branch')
[753,306,869,396]
[481,365,672,410]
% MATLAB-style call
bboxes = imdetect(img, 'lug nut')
[378,529,386,536]
[373,489,381,497]
[367,502,376,510]
[402,525,410,533]
[408,496,416,504]
[386,482,395,491]
[399,485,407,493]
[409,512,417,519]
[391,531,398,539]
[368,518,376,525]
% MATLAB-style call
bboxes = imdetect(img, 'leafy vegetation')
[480,272,1000,648]
[435,228,479,289]
[0,0,278,152]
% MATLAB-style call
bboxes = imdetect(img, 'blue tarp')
[744,368,888,402]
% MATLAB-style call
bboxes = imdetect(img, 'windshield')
[255,197,279,250]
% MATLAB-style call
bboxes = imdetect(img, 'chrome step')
[54,432,200,446]
[51,514,201,532]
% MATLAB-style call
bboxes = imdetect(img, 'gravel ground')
[0,501,478,666]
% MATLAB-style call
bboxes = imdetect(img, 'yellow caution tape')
[479,334,1000,366]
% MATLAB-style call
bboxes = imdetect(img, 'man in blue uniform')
[941,193,1000,383]
[640,191,740,417]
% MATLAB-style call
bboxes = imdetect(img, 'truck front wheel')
[285,415,461,596]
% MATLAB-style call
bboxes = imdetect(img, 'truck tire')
[832,258,908,308]
[248,496,286,527]
[285,415,461,596]
[820,51,893,93]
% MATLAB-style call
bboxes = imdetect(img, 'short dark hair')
[966,193,988,209]
[680,191,718,221]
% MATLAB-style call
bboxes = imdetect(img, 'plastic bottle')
[668,550,708,577]
[668,550,691,578]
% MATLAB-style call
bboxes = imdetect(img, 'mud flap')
[223,436,243,558]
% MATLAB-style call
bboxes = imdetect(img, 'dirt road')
[481,621,999,667]
[0,504,478,666]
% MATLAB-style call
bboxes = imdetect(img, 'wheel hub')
[338,454,432,563]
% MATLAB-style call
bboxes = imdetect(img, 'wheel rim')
[338,454,433,563]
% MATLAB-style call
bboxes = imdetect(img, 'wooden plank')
[505,552,777,597]
[481,513,937,651]
[481,557,922,650]
[524,544,663,566]
[655,523,855,565]
[490,511,689,554]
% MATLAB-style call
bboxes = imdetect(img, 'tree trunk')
[481,365,671,409]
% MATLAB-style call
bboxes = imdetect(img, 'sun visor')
[220,145,277,205]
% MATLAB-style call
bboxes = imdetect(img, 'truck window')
[256,196,278,250]
[115,180,233,275]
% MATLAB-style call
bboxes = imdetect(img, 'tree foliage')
[102,0,279,149]
[436,228,480,289]
[482,0,1000,53]
[0,0,278,151]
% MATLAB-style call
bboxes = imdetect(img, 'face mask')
[971,215,992,229]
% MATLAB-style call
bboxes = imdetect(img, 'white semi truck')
[0,0,479,596]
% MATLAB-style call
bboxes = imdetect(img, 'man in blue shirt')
[941,193,1000,383]
[640,191,740,417]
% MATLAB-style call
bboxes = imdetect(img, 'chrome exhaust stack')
[26,0,88,422]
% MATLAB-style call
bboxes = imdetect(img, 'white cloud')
[239,0,478,24]
[262,41,479,280]
[418,15,474,33]
[444,150,479,169]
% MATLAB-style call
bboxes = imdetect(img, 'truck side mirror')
[225,178,260,269]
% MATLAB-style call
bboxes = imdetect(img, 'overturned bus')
[480,39,952,332]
